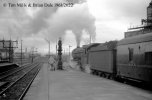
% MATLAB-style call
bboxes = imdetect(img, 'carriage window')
[128,48,134,61]
[145,52,152,65]
[85,49,87,54]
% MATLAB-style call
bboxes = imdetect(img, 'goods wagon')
[117,32,152,83]
[89,41,117,78]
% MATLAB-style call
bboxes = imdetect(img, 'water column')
[57,38,63,70]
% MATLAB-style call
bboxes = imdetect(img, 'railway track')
[0,63,32,80]
[0,63,32,92]
[0,62,43,100]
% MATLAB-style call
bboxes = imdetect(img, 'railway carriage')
[117,32,152,83]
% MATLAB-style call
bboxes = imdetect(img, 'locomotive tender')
[89,41,117,79]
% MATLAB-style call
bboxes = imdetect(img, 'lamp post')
[45,38,51,58]
[31,47,37,63]
[69,45,72,60]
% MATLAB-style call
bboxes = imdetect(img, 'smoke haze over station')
[0,0,150,54]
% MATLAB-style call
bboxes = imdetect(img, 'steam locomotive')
[72,32,152,84]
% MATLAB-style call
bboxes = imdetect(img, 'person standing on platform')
[48,56,56,71]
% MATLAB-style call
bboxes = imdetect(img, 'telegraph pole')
[48,41,50,58]
[69,45,72,59]
[45,38,51,58]
[31,47,37,63]
[9,39,11,62]
[21,40,23,66]
[90,35,92,44]
[56,44,57,56]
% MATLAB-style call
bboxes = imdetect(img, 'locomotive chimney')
[77,46,80,48]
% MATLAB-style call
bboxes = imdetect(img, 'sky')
[0,0,151,54]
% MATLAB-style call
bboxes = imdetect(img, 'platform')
[0,82,6,87]
[23,63,152,100]
[0,63,14,67]
[0,63,19,73]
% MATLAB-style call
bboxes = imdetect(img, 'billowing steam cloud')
[0,0,96,47]
[45,3,96,46]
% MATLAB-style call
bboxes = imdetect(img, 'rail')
[0,62,42,100]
